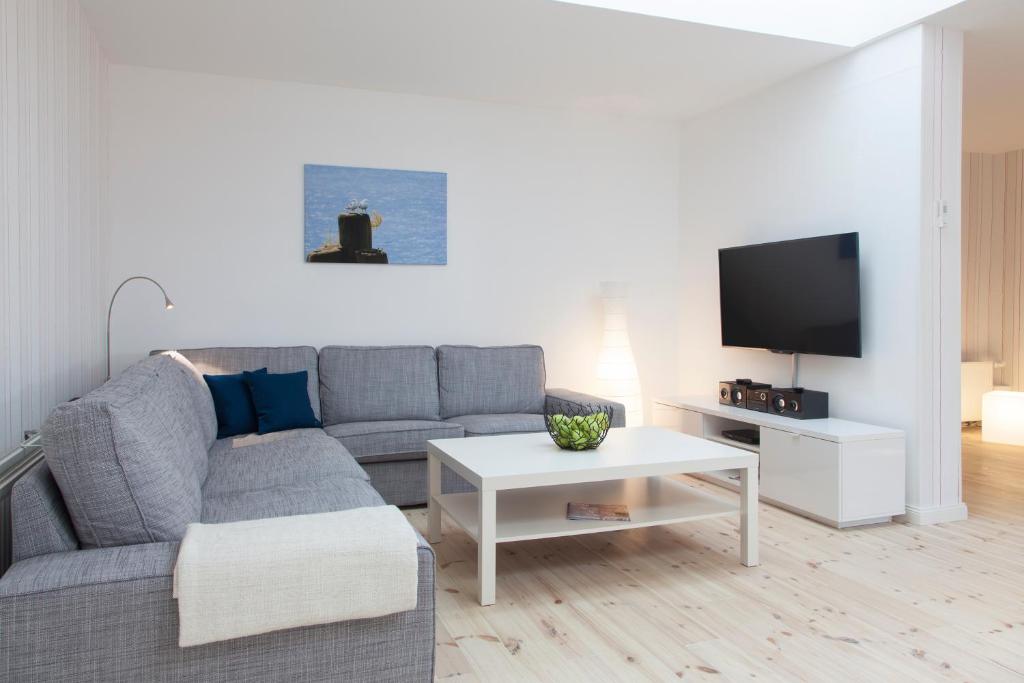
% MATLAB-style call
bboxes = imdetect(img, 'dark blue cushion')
[243,370,322,435]
[204,368,267,439]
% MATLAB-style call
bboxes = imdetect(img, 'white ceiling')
[80,0,850,121]
[931,0,1024,153]
[553,0,965,47]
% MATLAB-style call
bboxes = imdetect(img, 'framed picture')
[303,164,447,265]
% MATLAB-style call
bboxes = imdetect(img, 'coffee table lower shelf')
[433,476,737,544]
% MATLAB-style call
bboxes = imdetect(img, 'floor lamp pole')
[106,276,175,381]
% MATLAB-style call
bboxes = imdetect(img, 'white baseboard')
[896,502,969,525]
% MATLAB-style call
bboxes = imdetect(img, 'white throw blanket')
[173,505,419,647]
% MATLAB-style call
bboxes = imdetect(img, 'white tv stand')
[653,396,906,528]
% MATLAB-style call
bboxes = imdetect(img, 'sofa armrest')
[0,540,436,681]
[545,388,627,428]
[0,542,179,598]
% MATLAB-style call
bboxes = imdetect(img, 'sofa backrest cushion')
[172,346,322,420]
[42,352,216,548]
[319,346,440,424]
[437,345,546,418]
[11,460,80,562]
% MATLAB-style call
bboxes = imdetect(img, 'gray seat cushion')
[202,478,385,524]
[42,353,216,549]
[437,345,546,418]
[324,420,463,463]
[445,413,546,437]
[203,429,368,497]
[319,346,440,424]
[172,346,323,420]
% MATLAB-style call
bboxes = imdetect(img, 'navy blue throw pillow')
[204,368,267,439]
[243,369,322,435]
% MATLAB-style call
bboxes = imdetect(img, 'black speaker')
[767,388,828,420]
[719,379,770,409]
[745,385,772,412]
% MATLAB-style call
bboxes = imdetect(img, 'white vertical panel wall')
[0,0,109,454]
[962,150,1024,389]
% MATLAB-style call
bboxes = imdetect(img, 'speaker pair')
[718,379,771,409]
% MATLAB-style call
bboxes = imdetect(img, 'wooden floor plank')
[417,426,1024,681]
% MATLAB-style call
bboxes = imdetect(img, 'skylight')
[552,0,966,46]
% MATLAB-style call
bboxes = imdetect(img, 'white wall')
[0,0,108,453]
[677,28,935,507]
[108,66,681,412]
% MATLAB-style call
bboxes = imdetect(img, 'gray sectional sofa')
[178,344,624,506]
[0,344,622,682]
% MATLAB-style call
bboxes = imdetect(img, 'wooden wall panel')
[963,150,1024,389]
[0,0,108,453]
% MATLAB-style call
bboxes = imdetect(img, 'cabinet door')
[759,427,840,522]
[841,437,906,520]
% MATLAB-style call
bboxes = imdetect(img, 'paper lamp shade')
[597,282,643,427]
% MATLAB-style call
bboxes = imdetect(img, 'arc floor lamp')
[106,276,174,380]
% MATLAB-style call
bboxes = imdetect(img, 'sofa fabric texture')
[42,353,215,548]
[320,345,441,424]
[324,420,463,462]
[361,460,476,508]
[203,429,368,497]
[202,477,385,525]
[173,346,322,420]
[0,540,436,682]
[11,461,79,562]
[446,413,547,436]
[546,387,627,429]
[202,428,375,525]
[436,345,546,418]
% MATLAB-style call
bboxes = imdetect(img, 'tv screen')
[718,232,861,358]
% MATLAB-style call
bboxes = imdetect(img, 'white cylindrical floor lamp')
[596,282,643,426]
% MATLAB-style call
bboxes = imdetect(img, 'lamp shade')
[596,282,643,426]
[982,391,1024,446]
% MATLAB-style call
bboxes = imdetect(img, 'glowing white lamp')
[596,282,643,426]
[982,391,1024,446]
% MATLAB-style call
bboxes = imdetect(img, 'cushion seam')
[328,425,461,437]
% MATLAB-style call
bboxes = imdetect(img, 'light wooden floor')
[407,427,1024,682]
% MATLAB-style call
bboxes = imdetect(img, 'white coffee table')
[427,426,759,606]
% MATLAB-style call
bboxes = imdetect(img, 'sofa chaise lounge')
[0,344,622,682]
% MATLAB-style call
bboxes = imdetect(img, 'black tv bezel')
[717,232,862,359]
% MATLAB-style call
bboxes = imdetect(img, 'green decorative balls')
[547,412,610,450]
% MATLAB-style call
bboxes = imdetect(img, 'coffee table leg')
[427,451,442,544]
[478,489,496,606]
[740,462,759,567]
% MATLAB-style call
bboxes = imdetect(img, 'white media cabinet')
[653,396,906,527]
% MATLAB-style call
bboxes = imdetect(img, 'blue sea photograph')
[304,164,447,265]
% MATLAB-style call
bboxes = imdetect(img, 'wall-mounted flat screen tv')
[718,232,861,358]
